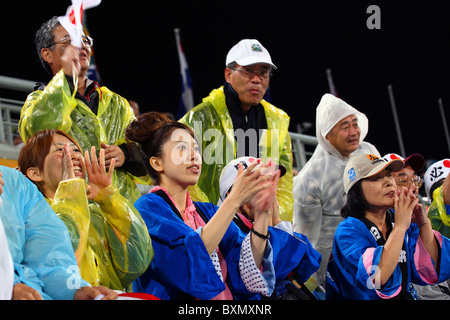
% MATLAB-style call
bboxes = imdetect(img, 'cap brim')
[404,153,425,172]
[236,57,277,70]
[363,159,405,179]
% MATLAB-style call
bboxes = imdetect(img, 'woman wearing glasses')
[326,154,450,300]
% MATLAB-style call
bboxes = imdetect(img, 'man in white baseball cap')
[217,156,322,300]
[180,39,294,222]
[225,39,277,70]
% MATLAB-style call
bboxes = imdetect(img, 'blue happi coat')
[326,214,450,300]
[133,192,321,300]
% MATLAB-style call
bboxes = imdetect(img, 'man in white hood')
[292,93,379,290]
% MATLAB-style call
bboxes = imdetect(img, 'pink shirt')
[150,186,233,300]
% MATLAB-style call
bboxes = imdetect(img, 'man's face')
[392,165,422,195]
[42,25,92,75]
[224,63,270,110]
[326,114,361,157]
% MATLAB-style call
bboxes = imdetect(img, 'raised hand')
[227,160,273,207]
[82,146,115,200]
[61,45,81,80]
[61,143,77,181]
[250,169,280,216]
[394,187,418,231]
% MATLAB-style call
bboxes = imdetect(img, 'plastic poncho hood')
[316,93,369,160]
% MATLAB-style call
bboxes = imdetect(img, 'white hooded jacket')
[292,94,379,287]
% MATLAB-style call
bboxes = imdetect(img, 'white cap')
[343,154,404,194]
[217,156,286,205]
[225,39,277,69]
[424,159,450,199]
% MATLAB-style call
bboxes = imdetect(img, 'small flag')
[58,0,101,48]
[174,28,194,119]
[326,68,338,97]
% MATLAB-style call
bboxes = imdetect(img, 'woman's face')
[361,169,397,211]
[155,128,202,189]
[39,134,84,195]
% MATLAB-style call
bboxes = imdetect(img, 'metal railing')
[290,132,317,170]
[0,74,318,169]
[0,97,22,146]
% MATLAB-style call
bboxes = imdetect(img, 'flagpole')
[438,98,450,155]
[326,68,337,96]
[174,28,194,118]
[387,84,406,157]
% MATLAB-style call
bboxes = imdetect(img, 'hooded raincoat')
[19,70,143,204]
[292,93,379,288]
[0,166,89,300]
[49,178,153,290]
[179,86,294,221]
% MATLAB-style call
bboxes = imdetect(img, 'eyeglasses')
[395,175,422,188]
[47,35,94,48]
[233,67,272,80]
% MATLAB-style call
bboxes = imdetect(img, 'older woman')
[18,129,153,291]
[326,153,450,300]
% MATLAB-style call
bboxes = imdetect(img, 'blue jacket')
[0,166,89,300]
[133,192,320,300]
[326,215,450,299]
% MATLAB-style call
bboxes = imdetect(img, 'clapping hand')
[81,146,116,200]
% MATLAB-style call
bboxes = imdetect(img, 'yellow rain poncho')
[179,86,294,221]
[19,70,144,204]
[428,186,450,238]
[50,178,153,290]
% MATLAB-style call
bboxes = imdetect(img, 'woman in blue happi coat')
[126,112,315,300]
[326,154,450,300]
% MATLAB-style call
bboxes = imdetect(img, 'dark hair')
[125,111,195,185]
[429,178,445,202]
[340,180,369,219]
[18,129,82,191]
[35,16,61,74]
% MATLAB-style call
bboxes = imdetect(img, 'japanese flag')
[58,0,101,48]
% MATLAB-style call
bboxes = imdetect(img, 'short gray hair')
[35,16,61,74]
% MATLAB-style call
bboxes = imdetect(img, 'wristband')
[251,227,270,240]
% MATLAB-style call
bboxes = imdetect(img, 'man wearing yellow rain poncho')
[179,39,294,222]
[18,129,153,291]
[19,16,146,205]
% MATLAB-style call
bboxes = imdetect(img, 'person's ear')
[26,167,44,183]
[224,67,233,83]
[40,48,53,65]
[149,157,163,174]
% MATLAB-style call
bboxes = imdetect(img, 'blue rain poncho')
[0,166,89,300]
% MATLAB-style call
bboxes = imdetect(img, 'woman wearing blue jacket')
[127,112,312,300]
[326,154,450,300]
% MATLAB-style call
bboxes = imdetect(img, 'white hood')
[315,93,369,159]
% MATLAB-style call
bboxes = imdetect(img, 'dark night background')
[2,0,450,163]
